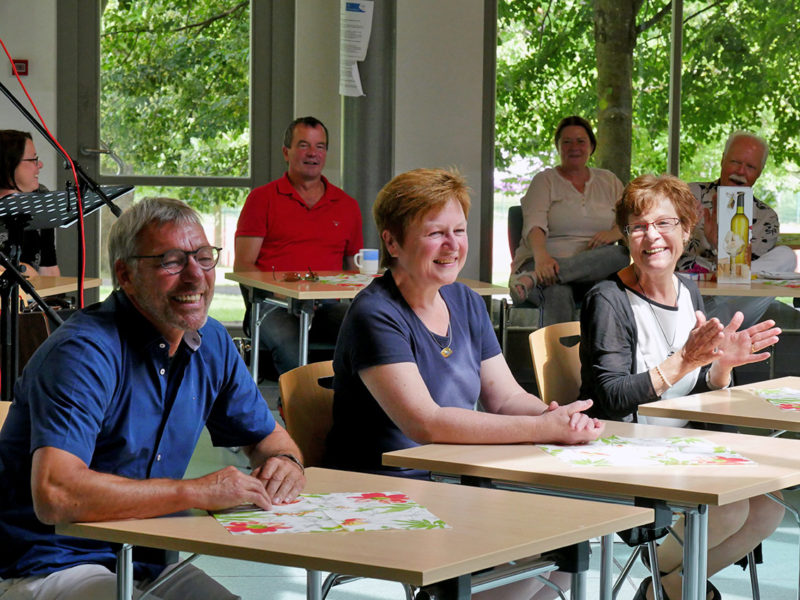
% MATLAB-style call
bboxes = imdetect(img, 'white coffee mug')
[354,248,380,275]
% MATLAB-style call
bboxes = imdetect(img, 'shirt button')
[159,343,166,349]
[159,368,166,375]
[156,454,162,461]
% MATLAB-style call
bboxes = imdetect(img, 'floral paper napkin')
[213,491,449,535]
[539,434,755,467]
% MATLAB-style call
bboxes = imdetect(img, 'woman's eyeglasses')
[20,156,41,165]
[624,217,681,236]
[272,266,319,282]
[129,246,221,274]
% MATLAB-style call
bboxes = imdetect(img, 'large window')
[99,1,251,179]
[495,2,800,283]
[59,1,291,318]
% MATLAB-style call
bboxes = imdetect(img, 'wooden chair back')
[277,360,334,468]
[528,321,582,405]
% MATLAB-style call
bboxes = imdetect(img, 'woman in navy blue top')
[326,169,606,600]
[325,168,604,480]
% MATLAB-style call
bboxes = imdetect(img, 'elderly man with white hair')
[678,131,797,328]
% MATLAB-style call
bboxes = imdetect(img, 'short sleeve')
[520,170,552,239]
[342,298,417,372]
[236,187,268,238]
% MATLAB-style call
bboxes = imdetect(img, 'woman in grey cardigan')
[580,174,783,600]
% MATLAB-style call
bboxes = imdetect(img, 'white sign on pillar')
[339,0,374,97]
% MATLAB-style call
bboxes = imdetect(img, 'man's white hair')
[723,131,769,170]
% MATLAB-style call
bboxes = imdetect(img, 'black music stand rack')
[0,184,133,401]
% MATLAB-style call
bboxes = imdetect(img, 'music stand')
[0,185,133,401]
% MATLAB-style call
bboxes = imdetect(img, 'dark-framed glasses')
[130,245,221,274]
[20,156,40,164]
[624,217,681,236]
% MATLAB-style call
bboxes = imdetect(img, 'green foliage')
[99,0,249,211]
[497,0,800,203]
[496,1,597,168]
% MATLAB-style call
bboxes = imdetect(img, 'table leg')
[599,534,613,600]
[682,505,708,600]
[116,543,133,600]
[306,569,322,600]
[250,299,261,381]
[416,574,471,599]
[500,298,508,356]
[297,301,313,367]
[570,570,587,600]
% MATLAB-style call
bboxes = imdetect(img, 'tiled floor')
[182,380,800,599]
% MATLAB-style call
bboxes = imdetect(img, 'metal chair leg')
[747,551,760,600]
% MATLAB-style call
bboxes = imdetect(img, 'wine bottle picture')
[729,191,750,266]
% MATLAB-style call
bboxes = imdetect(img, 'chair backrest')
[277,360,334,468]
[508,205,523,256]
[0,401,10,428]
[528,321,582,405]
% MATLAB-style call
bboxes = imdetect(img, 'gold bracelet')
[654,364,673,388]
[274,453,305,473]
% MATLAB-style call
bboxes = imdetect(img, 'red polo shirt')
[235,173,363,272]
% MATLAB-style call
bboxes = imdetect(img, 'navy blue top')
[325,271,501,477]
[0,291,275,579]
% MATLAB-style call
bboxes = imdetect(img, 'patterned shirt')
[677,179,779,273]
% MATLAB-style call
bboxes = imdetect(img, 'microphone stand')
[0,220,63,401]
[0,80,122,218]
[0,80,130,400]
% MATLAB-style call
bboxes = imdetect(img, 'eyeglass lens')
[161,246,220,273]
[627,218,679,235]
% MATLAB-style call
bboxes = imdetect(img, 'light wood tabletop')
[56,467,652,594]
[28,275,102,297]
[226,270,508,374]
[638,376,800,432]
[384,419,800,508]
[225,271,507,300]
[384,420,800,600]
[698,279,800,298]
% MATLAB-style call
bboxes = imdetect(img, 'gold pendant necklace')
[429,323,453,358]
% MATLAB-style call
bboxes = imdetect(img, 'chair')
[502,205,543,352]
[528,321,669,595]
[528,321,581,405]
[278,361,414,600]
[528,323,763,599]
[278,360,334,468]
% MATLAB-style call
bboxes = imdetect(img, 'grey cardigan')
[579,273,712,421]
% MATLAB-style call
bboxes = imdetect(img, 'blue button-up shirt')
[0,291,275,579]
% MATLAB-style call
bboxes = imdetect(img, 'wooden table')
[384,420,800,600]
[56,467,652,600]
[698,280,800,298]
[639,376,800,432]
[28,275,102,298]
[226,270,508,379]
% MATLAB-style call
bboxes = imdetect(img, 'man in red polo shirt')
[234,116,363,374]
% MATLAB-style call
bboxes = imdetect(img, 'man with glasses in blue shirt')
[0,197,305,599]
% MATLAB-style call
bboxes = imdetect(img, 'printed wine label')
[717,186,753,285]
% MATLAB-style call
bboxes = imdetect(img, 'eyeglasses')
[130,246,221,274]
[272,266,319,282]
[624,218,681,236]
[20,156,40,165]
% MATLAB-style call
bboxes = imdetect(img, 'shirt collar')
[111,290,202,353]
[276,172,337,206]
